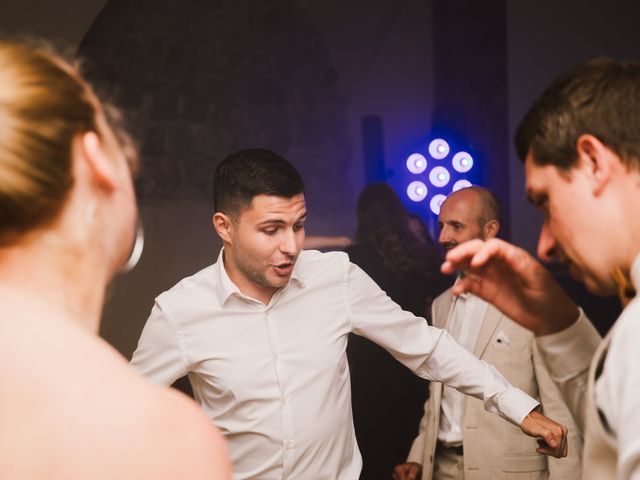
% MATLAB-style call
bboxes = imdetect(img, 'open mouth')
[272,262,294,276]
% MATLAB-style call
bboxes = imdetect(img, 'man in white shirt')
[394,187,581,480]
[130,149,568,480]
[440,59,640,478]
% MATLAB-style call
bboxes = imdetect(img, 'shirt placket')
[451,296,471,441]
[263,300,296,478]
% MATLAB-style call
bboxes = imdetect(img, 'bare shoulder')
[124,381,232,479]
[79,336,232,479]
[0,303,231,480]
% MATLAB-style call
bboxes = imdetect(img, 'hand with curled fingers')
[520,409,569,458]
[441,238,579,336]
[392,462,422,480]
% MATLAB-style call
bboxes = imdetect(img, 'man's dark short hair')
[515,58,640,171]
[213,148,305,218]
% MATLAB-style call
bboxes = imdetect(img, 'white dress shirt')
[438,291,490,445]
[131,249,538,480]
[537,254,640,479]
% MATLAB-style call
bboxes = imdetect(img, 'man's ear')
[212,212,234,244]
[74,131,118,191]
[576,134,616,196]
[483,219,500,240]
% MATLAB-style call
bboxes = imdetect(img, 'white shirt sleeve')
[345,262,538,426]
[129,300,190,385]
[595,305,640,479]
[535,310,600,433]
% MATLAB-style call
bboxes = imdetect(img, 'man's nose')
[438,226,449,247]
[537,221,557,262]
[280,229,297,254]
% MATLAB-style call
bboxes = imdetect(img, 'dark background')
[0,0,632,475]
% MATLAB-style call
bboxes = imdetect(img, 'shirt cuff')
[535,308,601,381]
[497,387,540,426]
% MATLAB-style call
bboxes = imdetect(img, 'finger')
[443,239,486,271]
[392,466,405,480]
[539,444,564,458]
[541,428,558,448]
[469,238,513,269]
[560,427,569,457]
[539,430,567,458]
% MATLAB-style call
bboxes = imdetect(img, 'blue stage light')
[430,194,447,215]
[428,139,449,160]
[407,181,428,202]
[406,153,427,174]
[452,151,473,173]
[429,166,450,187]
[452,179,472,192]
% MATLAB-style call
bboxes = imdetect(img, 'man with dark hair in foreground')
[442,58,640,478]
[131,148,568,479]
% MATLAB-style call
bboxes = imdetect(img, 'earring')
[120,216,144,274]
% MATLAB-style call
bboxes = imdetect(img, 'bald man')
[393,187,581,480]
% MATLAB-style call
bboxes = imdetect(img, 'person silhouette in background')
[345,183,449,479]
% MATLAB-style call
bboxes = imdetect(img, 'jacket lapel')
[472,304,502,358]
[433,288,456,329]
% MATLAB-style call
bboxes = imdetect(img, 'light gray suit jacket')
[406,288,582,479]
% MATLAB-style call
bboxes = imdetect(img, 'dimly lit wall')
[1,0,636,350]
[507,0,640,255]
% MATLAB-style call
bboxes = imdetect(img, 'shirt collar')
[213,248,240,305]
[213,248,306,306]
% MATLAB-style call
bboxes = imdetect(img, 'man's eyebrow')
[257,213,308,226]
[257,219,287,226]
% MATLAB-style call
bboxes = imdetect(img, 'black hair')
[213,148,304,218]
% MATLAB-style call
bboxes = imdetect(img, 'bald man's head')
[437,187,501,251]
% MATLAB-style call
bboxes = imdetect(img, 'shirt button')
[285,440,294,449]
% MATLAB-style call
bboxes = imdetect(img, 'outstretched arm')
[346,260,568,458]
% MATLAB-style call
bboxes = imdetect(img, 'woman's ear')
[75,131,118,191]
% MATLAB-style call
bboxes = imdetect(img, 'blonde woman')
[0,41,231,479]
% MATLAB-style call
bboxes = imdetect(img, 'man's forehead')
[524,152,550,192]
[440,190,479,217]
[243,193,307,218]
